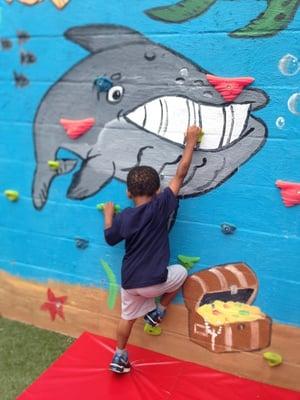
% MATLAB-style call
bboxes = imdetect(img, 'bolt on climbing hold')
[221,223,236,234]
[197,128,204,143]
[75,238,89,250]
[94,76,113,96]
[263,352,283,367]
[144,323,162,336]
[276,180,300,207]
[97,203,121,213]
[177,254,200,270]
[4,190,19,202]
[48,160,60,170]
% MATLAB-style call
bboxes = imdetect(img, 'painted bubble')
[288,93,300,116]
[278,54,299,76]
[276,116,285,129]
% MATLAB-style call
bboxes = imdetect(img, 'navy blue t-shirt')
[104,188,178,289]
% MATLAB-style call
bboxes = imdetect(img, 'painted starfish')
[5,0,70,10]
[41,288,67,321]
[145,0,300,38]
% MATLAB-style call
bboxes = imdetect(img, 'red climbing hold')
[206,75,254,102]
[276,180,300,207]
[41,288,67,321]
[60,118,95,140]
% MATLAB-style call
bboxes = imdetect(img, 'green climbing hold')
[144,323,162,336]
[263,351,283,367]
[4,190,19,202]
[177,254,200,270]
[48,160,60,170]
[100,260,119,310]
[96,203,121,213]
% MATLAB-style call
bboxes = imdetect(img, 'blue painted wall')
[0,0,299,326]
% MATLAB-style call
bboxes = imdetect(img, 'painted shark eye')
[107,86,124,103]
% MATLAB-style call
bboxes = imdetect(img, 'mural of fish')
[32,24,268,210]
[5,0,69,9]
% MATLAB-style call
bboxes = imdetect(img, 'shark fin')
[64,24,149,53]
[57,159,78,175]
[67,157,115,200]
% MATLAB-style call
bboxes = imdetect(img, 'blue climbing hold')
[75,238,89,250]
[221,223,236,234]
[94,76,113,95]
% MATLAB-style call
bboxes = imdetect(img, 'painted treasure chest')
[183,262,272,353]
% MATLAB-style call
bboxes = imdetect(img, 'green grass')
[0,317,75,400]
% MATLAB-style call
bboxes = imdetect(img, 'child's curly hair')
[127,166,160,197]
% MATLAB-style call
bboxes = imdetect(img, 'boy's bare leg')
[116,318,136,349]
[160,288,180,308]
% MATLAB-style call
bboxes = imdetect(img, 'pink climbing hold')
[276,180,300,207]
[60,117,95,140]
[206,75,254,102]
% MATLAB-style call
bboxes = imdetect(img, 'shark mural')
[32,24,268,210]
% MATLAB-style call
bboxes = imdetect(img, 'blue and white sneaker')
[109,352,131,374]
[144,308,166,327]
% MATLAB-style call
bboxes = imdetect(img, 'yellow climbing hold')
[263,352,283,367]
[4,190,19,202]
[197,128,204,143]
[144,323,162,336]
[48,160,60,170]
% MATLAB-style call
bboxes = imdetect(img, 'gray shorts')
[121,264,188,320]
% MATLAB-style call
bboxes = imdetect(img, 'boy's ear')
[127,190,132,199]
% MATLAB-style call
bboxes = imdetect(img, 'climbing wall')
[0,0,299,392]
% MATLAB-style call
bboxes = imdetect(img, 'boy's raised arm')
[103,202,124,245]
[168,125,200,196]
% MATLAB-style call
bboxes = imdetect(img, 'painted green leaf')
[231,0,300,38]
[100,259,119,310]
[145,0,217,23]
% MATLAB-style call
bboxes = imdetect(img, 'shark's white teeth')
[199,105,225,149]
[125,96,250,150]
[125,105,146,128]
[155,97,191,143]
[228,103,250,144]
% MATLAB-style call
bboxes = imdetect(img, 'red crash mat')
[18,332,300,400]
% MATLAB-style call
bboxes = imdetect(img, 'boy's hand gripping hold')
[169,125,201,196]
[103,202,115,229]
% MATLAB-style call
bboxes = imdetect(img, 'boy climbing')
[103,125,200,373]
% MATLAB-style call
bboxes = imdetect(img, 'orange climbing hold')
[60,118,95,140]
[206,75,254,102]
[276,180,300,207]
